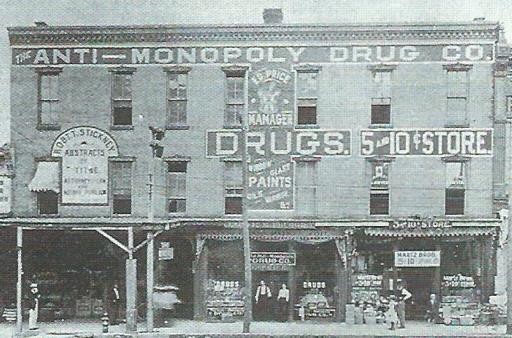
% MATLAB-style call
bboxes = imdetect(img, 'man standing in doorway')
[255,280,272,321]
[110,283,121,325]
[396,281,412,328]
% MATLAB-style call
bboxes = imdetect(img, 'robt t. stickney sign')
[13,45,494,65]
[51,126,119,204]
[395,251,441,267]
[361,129,493,156]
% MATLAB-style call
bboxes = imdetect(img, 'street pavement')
[0,320,509,337]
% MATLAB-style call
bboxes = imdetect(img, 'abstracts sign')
[361,128,493,156]
[12,44,494,65]
[395,251,441,267]
[51,126,119,204]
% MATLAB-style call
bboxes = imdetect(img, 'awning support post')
[146,232,154,332]
[16,226,23,337]
[126,227,137,333]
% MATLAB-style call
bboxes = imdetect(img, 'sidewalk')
[0,319,509,337]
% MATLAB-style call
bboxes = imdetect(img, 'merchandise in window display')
[440,275,479,326]
[206,279,244,321]
[351,274,383,305]
[296,281,335,319]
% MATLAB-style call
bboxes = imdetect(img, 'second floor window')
[445,161,465,215]
[166,70,189,127]
[37,69,61,127]
[297,70,319,125]
[111,71,133,126]
[224,160,242,215]
[167,161,187,213]
[295,160,317,216]
[37,191,58,215]
[370,161,389,215]
[111,161,132,215]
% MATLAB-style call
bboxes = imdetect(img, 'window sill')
[37,124,61,131]
[295,124,319,129]
[111,213,133,217]
[37,213,60,217]
[168,213,186,217]
[110,125,134,131]
[223,125,242,129]
[166,125,190,130]
[444,123,470,128]
[368,124,393,129]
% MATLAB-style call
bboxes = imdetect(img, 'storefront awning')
[364,227,496,238]
[28,161,59,193]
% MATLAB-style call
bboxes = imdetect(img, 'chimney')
[263,8,283,24]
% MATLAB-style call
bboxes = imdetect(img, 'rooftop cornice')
[8,22,501,46]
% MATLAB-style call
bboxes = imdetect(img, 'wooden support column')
[146,232,154,332]
[126,227,137,333]
[345,236,353,321]
[287,242,296,321]
[335,246,346,322]
[482,236,495,302]
[433,243,442,298]
[392,241,400,290]
[193,239,208,320]
[16,226,22,337]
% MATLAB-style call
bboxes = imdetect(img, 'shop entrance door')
[400,268,435,320]
[252,271,288,321]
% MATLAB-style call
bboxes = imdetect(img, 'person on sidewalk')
[255,280,272,321]
[386,295,399,330]
[277,284,289,321]
[28,283,40,330]
[396,281,412,329]
[109,283,121,325]
[426,293,439,324]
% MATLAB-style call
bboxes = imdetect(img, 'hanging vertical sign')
[247,67,295,210]
[51,126,119,204]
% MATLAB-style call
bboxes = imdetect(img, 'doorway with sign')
[252,271,288,321]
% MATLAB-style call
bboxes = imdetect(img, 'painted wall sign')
[12,44,494,65]
[361,128,493,156]
[395,251,441,267]
[390,219,452,229]
[206,129,351,157]
[251,252,296,271]
[51,126,119,204]
[0,177,11,214]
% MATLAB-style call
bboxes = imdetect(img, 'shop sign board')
[251,252,296,271]
[361,129,493,156]
[0,176,11,214]
[51,126,119,205]
[390,219,452,229]
[13,44,494,65]
[395,251,440,267]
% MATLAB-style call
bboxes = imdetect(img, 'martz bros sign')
[13,44,493,65]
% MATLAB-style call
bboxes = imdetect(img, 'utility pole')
[148,126,164,332]
[507,115,512,335]
[241,104,252,333]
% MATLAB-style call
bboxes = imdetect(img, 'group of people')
[376,282,412,330]
[254,281,290,321]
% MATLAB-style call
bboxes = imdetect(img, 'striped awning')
[28,161,59,193]
[365,227,496,238]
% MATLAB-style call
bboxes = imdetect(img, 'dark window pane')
[225,196,242,215]
[113,106,132,126]
[113,195,131,214]
[297,106,317,125]
[370,192,389,215]
[168,199,186,213]
[371,104,391,124]
[38,191,58,215]
[168,161,187,172]
[445,189,465,215]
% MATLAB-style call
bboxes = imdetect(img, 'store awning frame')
[28,161,59,193]
[364,227,497,238]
